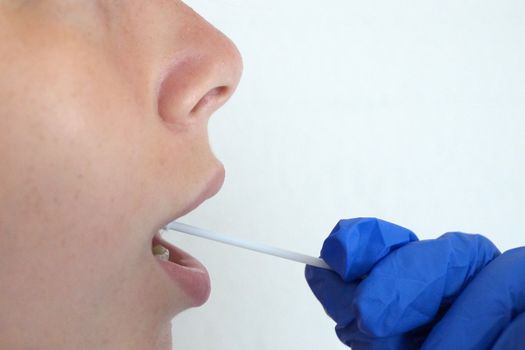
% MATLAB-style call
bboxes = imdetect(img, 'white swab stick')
[163,221,333,270]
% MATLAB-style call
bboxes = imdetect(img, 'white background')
[170,1,525,349]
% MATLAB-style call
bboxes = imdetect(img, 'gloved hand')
[305,218,525,349]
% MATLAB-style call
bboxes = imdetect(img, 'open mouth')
[151,230,211,306]
[147,166,224,306]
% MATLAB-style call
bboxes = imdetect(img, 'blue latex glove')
[305,218,525,349]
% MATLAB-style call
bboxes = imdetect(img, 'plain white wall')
[170,1,525,349]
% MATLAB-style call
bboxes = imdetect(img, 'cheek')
[0,38,156,235]
[0,34,216,331]
[0,62,172,315]
[6,102,152,241]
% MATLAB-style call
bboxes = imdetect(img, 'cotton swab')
[162,221,333,270]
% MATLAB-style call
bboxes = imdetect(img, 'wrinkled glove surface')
[305,218,525,349]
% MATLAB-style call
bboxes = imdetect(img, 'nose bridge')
[157,9,243,126]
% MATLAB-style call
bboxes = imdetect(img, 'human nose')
[157,13,243,126]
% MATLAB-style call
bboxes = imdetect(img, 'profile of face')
[0,1,242,349]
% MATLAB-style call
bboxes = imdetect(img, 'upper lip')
[177,164,225,218]
[147,165,225,245]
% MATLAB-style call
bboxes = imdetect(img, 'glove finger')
[421,247,525,350]
[335,321,426,350]
[354,232,500,337]
[305,265,359,326]
[491,312,525,350]
[321,218,418,281]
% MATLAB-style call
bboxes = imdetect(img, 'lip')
[152,233,211,306]
[178,165,225,217]
[148,164,224,307]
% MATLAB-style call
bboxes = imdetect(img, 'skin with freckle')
[0,1,242,349]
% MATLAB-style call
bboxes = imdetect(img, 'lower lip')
[152,234,211,306]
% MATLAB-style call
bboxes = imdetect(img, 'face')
[0,1,242,349]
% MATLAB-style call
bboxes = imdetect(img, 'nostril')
[190,86,229,115]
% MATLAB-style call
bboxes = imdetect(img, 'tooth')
[152,244,170,261]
